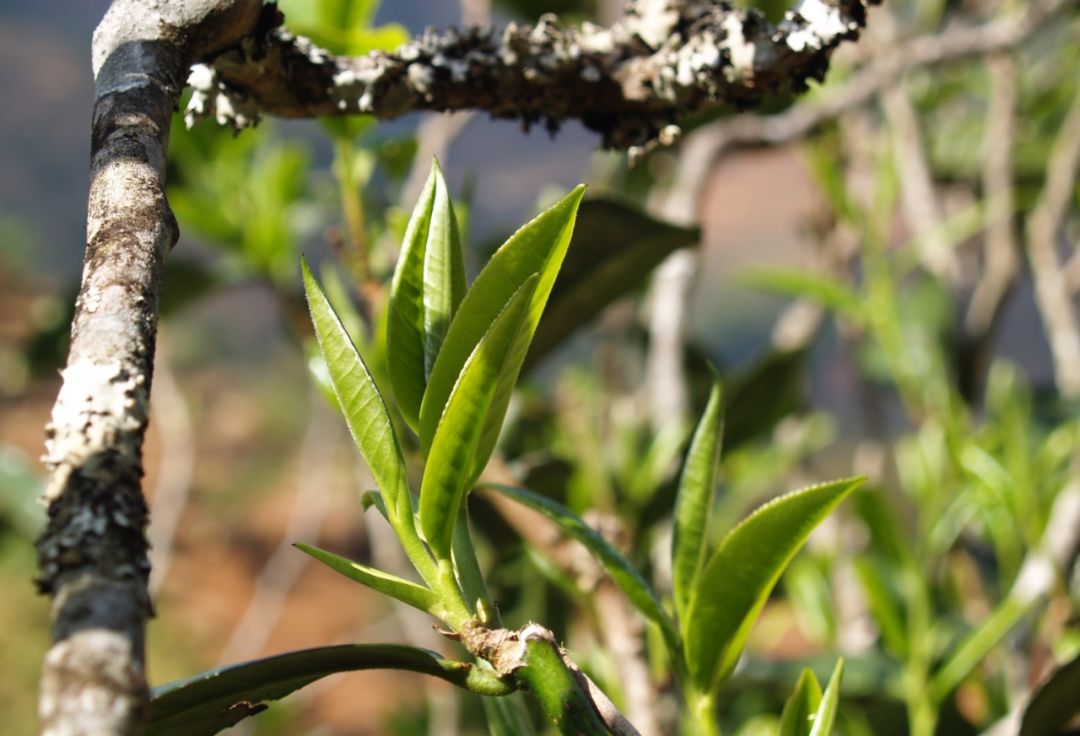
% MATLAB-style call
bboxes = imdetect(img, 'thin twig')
[963,53,1019,397]
[672,0,1073,206]
[1025,87,1080,398]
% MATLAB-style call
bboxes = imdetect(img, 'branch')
[37,2,261,734]
[1025,86,1080,399]
[670,0,1074,183]
[188,0,881,149]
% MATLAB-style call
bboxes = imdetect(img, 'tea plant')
[145,162,862,735]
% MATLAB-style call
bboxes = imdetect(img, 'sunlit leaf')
[808,659,844,736]
[388,160,466,430]
[484,483,679,651]
[420,277,538,559]
[419,186,585,454]
[779,668,822,736]
[303,260,412,528]
[525,198,698,368]
[672,381,723,627]
[295,543,436,613]
[685,478,862,691]
[147,644,513,736]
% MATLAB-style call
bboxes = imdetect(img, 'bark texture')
[37,2,260,735]
[189,0,880,149]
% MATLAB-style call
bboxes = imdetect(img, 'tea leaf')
[419,186,585,454]
[685,478,862,691]
[420,276,538,560]
[295,543,436,613]
[779,668,822,736]
[303,260,412,529]
[673,381,723,627]
[808,659,844,736]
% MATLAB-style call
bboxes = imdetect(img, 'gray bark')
[37,2,260,734]
[189,0,880,149]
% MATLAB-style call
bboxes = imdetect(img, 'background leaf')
[685,478,862,691]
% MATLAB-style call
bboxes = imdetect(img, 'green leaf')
[673,381,723,627]
[419,186,585,454]
[388,160,467,431]
[779,668,822,736]
[302,260,412,529]
[147,644,514,736]
[483,483,680,652]
[295,543,436,613]
[524,198,698,369]
[808,659,844,736]
[1020,652,1080,736]
[744,267,863,321]
[420,276,538,560]
[685,478,863,692]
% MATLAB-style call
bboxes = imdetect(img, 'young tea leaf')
[295,543,437,613]
[779,668,822,736]
[148,644,513,736]
[387,160,466,431]
[302,260,412,529]
[808,659,845,736]
[419,186,585,454]
[484,483,680,651]
[524,197,698,368]
[672,381,723,627]
[420,277,538,560]
[684,478,863,692]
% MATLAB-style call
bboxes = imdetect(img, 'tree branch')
[668,0,1073,183]
[187,0,881,149]
[37,2,261,735]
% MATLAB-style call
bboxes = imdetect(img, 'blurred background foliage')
[1,0,1079,733]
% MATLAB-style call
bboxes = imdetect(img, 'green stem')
[685,689,720,736]
[513,638,611,736]
[333,139,370,288]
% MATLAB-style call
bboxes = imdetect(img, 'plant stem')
[513,638,612,735]
[333,138,371,289]
[686,689,720,736]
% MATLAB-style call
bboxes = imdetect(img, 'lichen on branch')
[188,0,880,149]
